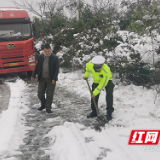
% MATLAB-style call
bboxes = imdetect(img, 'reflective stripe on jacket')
[84,61,112,96]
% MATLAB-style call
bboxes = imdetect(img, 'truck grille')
[3,65,27,69]
[0,49,24,64]
[1,50,24,58]
[2,57,24,63]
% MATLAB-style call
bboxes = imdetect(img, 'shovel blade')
[97,115,108,126]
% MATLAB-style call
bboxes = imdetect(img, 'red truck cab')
[0,7,36,75]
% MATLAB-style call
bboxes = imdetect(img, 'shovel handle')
[86,79,99,115]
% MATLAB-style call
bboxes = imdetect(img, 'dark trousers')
[91,80,115,114]
[38,78,56,110]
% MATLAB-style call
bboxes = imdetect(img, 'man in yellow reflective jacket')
[83,55,115,121]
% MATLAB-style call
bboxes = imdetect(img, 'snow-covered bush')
[33,0,160,86]
[52,22,122,68]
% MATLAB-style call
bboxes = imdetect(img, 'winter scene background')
[0,0,160,160]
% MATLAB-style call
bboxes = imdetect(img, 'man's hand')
[31,77,35,82]
[91,94,95,99]
[83,76,88,80]
[51,80,56,84]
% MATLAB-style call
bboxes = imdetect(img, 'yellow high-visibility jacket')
[85,61,112,96]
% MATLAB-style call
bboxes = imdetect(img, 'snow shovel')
[86,79,108,126]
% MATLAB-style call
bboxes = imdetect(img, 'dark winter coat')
[32,53,59,82]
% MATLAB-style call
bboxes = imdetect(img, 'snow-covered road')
[0,70,160,160]
[0,82,10,114]
[0,80,29,159]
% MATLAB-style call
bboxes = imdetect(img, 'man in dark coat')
[31,43,59,113]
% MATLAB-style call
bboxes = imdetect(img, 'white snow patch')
[45,122,98,160]
[35,41,43,50]
[0,8,26,11]
[0,80,29,158]
[55,70,160,160]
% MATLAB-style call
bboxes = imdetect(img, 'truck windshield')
[0,23,31,39]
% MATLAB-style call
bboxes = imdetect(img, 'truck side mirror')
[32,23,37,37]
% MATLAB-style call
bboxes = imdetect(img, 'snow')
[46,121,160,160]
[0,80,29,158]
[45,123,96,160]
[56,27,160,68]
[54,70,160,160]
[0,71,160,159]
[116,30,160,65]
[12,32,21,36]
[35,41,43,50]
[56,46,70,60]
[1,28,160,159]
[1,0,160,158]
[82,54,91,62]
[0,8,25,11]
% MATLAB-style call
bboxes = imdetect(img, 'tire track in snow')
[0,79,29,159]
[1,80,140,160]
[45,122,96,160]
[106,131,141,160]
[2,81,105,160]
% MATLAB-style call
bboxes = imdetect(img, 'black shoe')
[87,111,97,118]
[46,109,53,114]
[106,114,112,121]
[37,105,45,111]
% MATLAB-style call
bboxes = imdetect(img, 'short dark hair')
[43,43,51,49]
